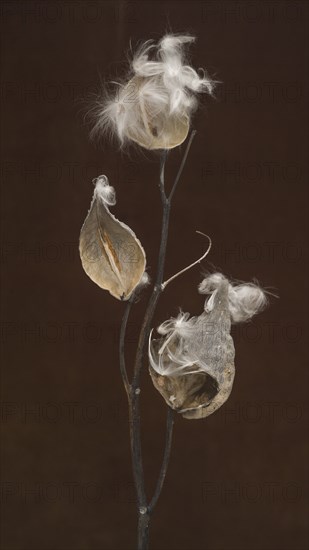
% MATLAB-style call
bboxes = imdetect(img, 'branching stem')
[119,132,196,550]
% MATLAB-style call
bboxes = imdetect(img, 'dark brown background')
[0,1,308,549]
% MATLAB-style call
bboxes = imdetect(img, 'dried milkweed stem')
[149,406,174,513]
[168,129,197,200]
[119,131,196,550]
[119,294,134,397]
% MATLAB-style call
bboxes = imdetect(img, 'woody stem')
[119,132,196,550]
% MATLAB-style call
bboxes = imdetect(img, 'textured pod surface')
[79,179,146,300]
[91,35,215,150]
[149,279,236,419]
[124,76,190,150]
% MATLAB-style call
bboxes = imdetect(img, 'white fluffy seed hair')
[148,311,204,377]
[199,273,268,323]
[93,175,116,206]
[157,311,196,337]
[91,33,216,146]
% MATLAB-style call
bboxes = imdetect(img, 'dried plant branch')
[119,294,134,397]
[168,129,197,200]
[149,406,175,513]
[119,132,196,549]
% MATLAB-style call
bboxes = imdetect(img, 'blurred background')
[0,1,308,549]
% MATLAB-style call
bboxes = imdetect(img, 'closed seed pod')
[79,175,146,300]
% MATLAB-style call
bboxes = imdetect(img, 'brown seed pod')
[79,176,146,300]
[149,273,267,419]
[149,278,235,419]
[91,35,215,150]
[123,76,190,150]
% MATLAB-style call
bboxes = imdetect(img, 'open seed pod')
[122,76,190,150]
[149,278,235,419]
[149,273,267,419]
[92,34,215,150]
[79,175,146,300]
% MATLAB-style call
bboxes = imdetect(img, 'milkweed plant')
[79,34,268,550]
